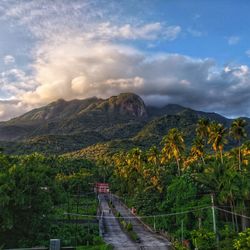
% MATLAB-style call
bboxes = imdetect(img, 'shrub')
[233,228,250,250]
[126,222,133,231]
[191,229,216,250]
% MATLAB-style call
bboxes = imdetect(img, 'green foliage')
[218,225,236,250]
[0,111,250,249]
[1,93,249,158]
[0,153,101,248]
[191,229,216,250]
[126,222,133,231]
[113,206,140,242]
[50,224,99,246]
[127,230,140,241]
[0,153,64,247]
[173,241,189,250]
[233,228,250,250]
[110,117,250,248]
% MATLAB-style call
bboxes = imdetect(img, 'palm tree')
[241,141,250,166]
[127,148,143,172]
[208,122,228,163]
[161,128,185,176]
[147,146,160,166]
[191,136,206,165]
[196,118,210,145]
[230,118,247,170]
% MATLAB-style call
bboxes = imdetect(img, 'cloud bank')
[0,0,250,120]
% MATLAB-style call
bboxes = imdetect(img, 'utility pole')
[211,194,219,246]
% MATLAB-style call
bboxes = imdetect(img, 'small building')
[95,182,110,193]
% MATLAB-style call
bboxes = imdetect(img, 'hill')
[0,93,249,156]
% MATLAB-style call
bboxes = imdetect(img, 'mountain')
[0,92,249,155]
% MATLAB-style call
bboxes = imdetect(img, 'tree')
[161,128,185,176]
[208,122,228,163]
[230,118,247,170]
[191,136,206,165]
[196,118,210,145]
[0,153,64,247]
[233,228,250,250]
[147,146,160,166]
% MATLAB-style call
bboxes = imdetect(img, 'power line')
[64,205,211,219]
[118,192,212,202]
[215,207,250,220]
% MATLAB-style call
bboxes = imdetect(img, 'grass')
[109,202,140,243]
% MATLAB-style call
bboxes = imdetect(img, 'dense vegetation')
[1,111,250,249]
[106,118,250,249]
[0,154,109,248]
[1,93,249,156]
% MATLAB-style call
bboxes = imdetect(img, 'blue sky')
[1,0,250,120]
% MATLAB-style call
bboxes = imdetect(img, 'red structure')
[95,183,110,193]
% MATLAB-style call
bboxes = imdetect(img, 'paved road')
[113,196,171,250]
[99,194,138,250]
[99,194,171,250]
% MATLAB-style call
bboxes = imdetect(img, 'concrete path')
[113,196,171,250]
[99,194,138,250]
[99,194,171,250]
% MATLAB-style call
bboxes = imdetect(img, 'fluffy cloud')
[1,36,250,120]
[93,22,181,41]
[1,1,250,121]
[7,37,248,119]
[0,68,37,98]
[0,100,32,121]
[3,55,15,65]
[1,1,181,42]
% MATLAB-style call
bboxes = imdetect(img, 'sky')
[1,0,250,120]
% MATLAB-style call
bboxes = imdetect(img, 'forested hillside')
[105,118,250,249]
[0,93,249,156]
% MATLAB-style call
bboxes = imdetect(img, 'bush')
[173,241,189,250]
[128,231,140,242]
[233,228,250,250]
[191,229,216,250]
[126,222,133,231]
[218,224,236,250]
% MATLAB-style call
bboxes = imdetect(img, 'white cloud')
[1,35,250,119]
[9,36,249,118]
[0,100,31,121]
[95,22,171,40]
[3,55,15,65]
[1,1,181,42]
[0,0,250,120]
[228,36,240,45]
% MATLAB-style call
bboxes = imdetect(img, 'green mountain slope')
[0,92,249,155]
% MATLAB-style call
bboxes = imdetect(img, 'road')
[99,194,171,250]
[99,194,138,249]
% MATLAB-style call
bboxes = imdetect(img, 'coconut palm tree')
[208,122,228,163]
[127,147,143,172]
[196,118,210,145]
[191,136,206,165]
[161,128,185,176]
[230,118,247,170]
[147,146,160,166]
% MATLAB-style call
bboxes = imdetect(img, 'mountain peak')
[101,92,147,118]
[0,93,249,152]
